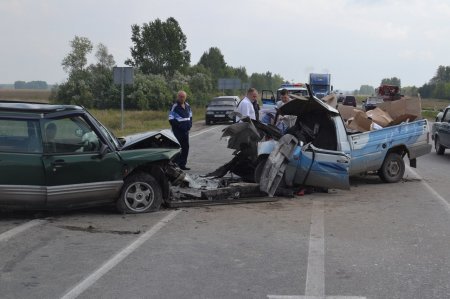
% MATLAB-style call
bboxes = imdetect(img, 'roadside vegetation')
[3,16,450,132]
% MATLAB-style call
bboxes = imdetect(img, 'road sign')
[113,67,134,130]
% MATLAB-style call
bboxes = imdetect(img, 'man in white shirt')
[236,88,259,122]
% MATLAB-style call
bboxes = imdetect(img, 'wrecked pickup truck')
[209,92,432,194]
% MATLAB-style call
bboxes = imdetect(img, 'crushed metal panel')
[259,134,299,197]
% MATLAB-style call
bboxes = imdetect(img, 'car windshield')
[86,113,121,148]
[210,100,235,106]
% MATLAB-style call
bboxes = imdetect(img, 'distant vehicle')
[205,96,239,125]
[376,84,403,101]
[432,105,450,155]
[260,83,309,124]
[309,73,332,99]
[342,95,357,107]
[337,93,345,104]
[362,96,383,111]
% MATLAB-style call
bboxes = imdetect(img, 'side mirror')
[99,143,110,158]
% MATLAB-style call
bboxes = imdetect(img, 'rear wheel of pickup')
[435,136,446,155]
[378,153,405,183]
[117,173,162,214]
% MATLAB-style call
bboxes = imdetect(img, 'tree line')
[50,17,284,109]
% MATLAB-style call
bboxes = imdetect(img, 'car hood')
[119,129,180,150]
[279,94,339,117]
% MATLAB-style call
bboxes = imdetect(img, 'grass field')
[0,89,51,102]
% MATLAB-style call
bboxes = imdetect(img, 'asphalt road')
[1,122,450,299]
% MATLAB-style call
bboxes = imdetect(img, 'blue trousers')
[173,130,189,168]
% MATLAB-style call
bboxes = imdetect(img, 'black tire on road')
[378,153,405,183]
[435,136,446,155]
[117,173,162,214]
[205,119,211,125]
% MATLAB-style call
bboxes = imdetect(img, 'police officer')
[169,90,192,170]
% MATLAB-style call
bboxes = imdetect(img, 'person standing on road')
[236,88,259,122]
[276,88,296,133]
[169,90,192,170]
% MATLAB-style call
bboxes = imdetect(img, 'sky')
[1,0,450,91]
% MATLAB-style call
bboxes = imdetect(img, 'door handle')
[52,159,66,168]
[337,159,349,163]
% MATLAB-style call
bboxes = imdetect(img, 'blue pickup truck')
[255,94,431,192]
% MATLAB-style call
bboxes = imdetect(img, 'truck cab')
[309,73,332,99]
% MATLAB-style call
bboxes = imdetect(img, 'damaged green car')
[0,101,185,213]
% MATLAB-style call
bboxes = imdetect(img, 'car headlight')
[206,111,214,115]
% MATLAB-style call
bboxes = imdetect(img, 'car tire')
[117,172,162,214]
[205,119,211,125]
[378,153,405,183]
[435,136,446,155]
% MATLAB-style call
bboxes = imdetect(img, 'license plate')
[214,115,225,117]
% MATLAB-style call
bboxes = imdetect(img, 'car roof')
[0,101,83,114]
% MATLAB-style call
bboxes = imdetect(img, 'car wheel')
[117,173,162,214]
[435,136,445,155]
[378,153,405,183]
[205,119,211,125]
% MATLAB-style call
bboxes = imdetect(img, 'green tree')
[61,36,93,74]
[128,73,172,110]
[87,44,119,108]
[126,17,191,77]
[430,65,450,84]
[198,47,227,80]
[359,85,374,95]
[249,71,284,92]
[380,77,401,88]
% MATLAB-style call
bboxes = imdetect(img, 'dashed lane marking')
[190,125,221,138]
[268,200,365,299]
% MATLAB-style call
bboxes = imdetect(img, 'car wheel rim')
[124,182,154,212]
[387,161,400,177]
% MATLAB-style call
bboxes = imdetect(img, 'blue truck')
[254,94,431,194]
[309,73,332,99]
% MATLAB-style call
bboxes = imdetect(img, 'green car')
[0,101,182,213]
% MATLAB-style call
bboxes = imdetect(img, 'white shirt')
[236,97,256,122]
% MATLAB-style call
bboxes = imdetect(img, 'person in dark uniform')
[168,90,192,170]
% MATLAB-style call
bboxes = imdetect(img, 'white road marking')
[406,166,450,213]
[268,200,366,299]
[0,219,46,242]
[190,126,221,138]
[305,199,325,297]
[60,210,181,299]
[268,296,365,299]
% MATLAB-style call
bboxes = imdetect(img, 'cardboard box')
[347,110,372,132]
[322,94,337,108]
[378,96,421,125]
[366,108,394,127]
[337,104,362,121]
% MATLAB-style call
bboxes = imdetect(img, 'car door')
[0,118,46,207]
[438,108,450,147]
[293,143,350,190]
[41,115,124,208]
